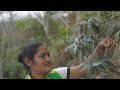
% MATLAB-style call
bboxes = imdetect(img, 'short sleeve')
[54,67,70,79]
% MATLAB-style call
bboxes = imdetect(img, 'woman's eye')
[40,55,45,58]
[48,54,50,57]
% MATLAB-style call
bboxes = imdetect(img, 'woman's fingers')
[100,37,117,49]
[109,43,118,50]
[103,37,111,48]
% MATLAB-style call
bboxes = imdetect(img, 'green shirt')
[25,69,64,79]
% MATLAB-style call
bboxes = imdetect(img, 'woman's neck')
[30,71,48,79]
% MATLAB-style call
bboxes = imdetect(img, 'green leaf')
[65,43,75,51]
[86,69,93,79]
[90,50,97,61]
[81,63,91,72]
[110,26,120,37]
[92,62,103,67]
[86,37,93,43]
[98,65,106,72]
[88,18,98,25]
[66,60,72,67]
[91,24,100,34]
[99,73,108,79]
[73,45,78,56]
[83,41,89,47]
[105,61,116,68]
[108,68,120,75]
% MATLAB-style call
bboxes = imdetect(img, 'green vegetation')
[0,11,120,79]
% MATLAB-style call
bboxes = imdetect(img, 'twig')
[104,47,108,56]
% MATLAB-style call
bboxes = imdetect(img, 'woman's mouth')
[45,63,51,67]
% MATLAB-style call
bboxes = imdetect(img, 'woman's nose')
[45,56,51,62]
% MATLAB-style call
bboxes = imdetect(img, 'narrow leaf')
[81,63,90,72]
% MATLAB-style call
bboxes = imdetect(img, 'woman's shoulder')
[51,67,68,79]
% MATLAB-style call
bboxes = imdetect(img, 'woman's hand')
[70,60,92,79]
[70,37,117,79]
[96,37,117,57]
[88,37,117,60]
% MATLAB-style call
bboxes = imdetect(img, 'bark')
[36,12,55,48]
[0,12,6,79]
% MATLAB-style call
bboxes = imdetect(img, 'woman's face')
[30,45,52,74]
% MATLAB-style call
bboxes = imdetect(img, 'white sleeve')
[54,67,68,79]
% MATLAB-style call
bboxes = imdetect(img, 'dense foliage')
[0,11,120,79]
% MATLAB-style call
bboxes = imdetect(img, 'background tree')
[0,11,120,79]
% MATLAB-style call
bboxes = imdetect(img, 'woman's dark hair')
[18,41,44,72]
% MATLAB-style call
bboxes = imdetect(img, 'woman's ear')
[24,59,33,67]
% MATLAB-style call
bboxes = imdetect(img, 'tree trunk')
[44,26,55,48]
[0,12,6,79]
[36,12,55,48]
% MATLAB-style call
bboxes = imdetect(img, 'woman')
[18,37,117,79]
